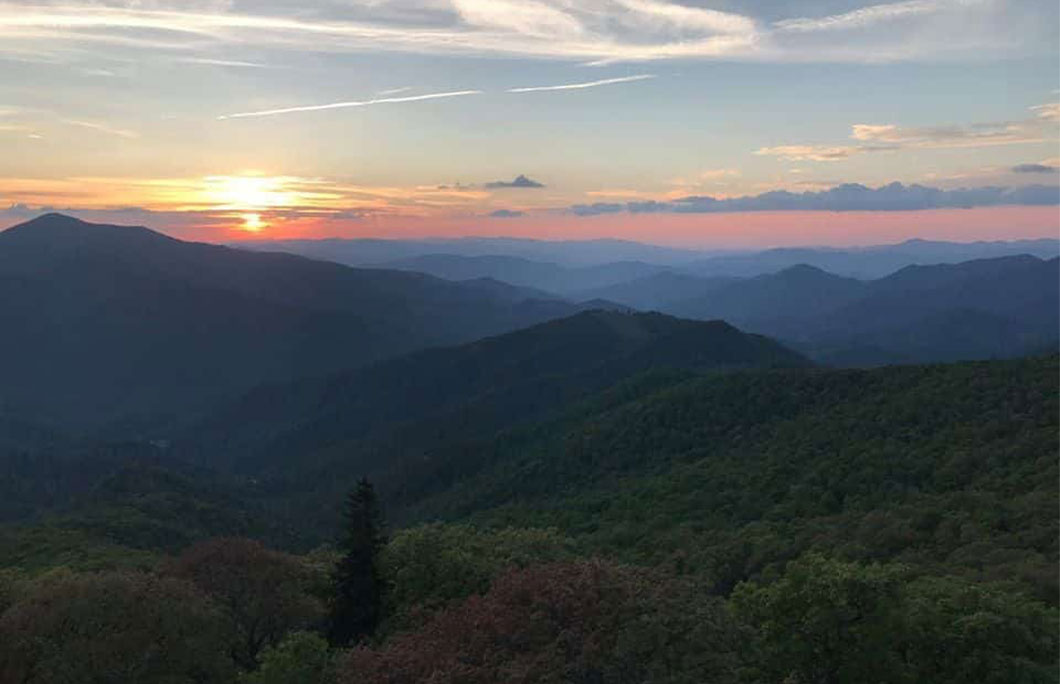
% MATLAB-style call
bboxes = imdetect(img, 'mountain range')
[239,235,1059,280]
[3,213,1055,427]
[0,214,605,428]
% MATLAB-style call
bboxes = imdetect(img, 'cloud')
[571,202,624,216]
[774,0,961,34]
[851,121,1045,148]
[1031,103,1060,121]
[758,102,1059,161]
[178,57,272,68]
[508,74,655,93]
[0,174,492,223]
[488,209,525,218]
[485,175,545,189]
[0,0,1047,64]
[62,119,139,138]
[569,182,1060,215]
[1012,163,1058,174]
[755,145,883,162]
[218,89,482,119]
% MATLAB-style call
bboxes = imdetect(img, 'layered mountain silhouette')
[0,214,601,427]
[186,309,809,473]
[681,238,1060,279]
[374,254,670,295]
[242,234,1058,280]
[577,257,1059,365]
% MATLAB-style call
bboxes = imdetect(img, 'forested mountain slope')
[401,355,1059,602]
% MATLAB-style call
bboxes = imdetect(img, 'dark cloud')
[485,174,545,189]
[1012,163,1058,174]
[571,202,623,216]
[569,182,1060,216]
[488,209,525,218]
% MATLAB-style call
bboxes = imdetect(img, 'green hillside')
[406,356,1057,602]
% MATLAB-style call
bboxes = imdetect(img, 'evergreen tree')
[328,478,387,647]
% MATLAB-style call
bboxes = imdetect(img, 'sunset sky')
[1,0,1058,246]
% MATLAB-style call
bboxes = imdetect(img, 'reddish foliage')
[166,537,325,668]
[337,560,738,684]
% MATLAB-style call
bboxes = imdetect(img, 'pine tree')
[327,477,387,647]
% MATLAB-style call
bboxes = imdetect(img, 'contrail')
[219,89,482,120]
[507,74,655,93]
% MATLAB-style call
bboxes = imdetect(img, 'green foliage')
[329,478,387,646]
[733,555,1060,684]
[0,569,237,683]
[423,357,1058,603]
[381,523,576,630]
[2,350,1056,682]
[240,631,335,684]
[899,575,1060,684]
[0,524,159,574]
[733,554,908,683]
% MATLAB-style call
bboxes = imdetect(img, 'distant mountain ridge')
[185,309,809,471]
[237,234,1059,278]
[0,214,600,427]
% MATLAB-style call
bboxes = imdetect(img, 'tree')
[899,576,1059,684]
[240,631,335,684]
[381,523,574,632]
[733,554,1060,684]
[328,477,387,646]
[732,554,907,684]
[337,560,742,684]
[0,569,236,683]
[167,537,326,669]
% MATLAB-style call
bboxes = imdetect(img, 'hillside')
[0,214,591,428]
[175,310,808,534]
[1,348,1054,681]
[400,355,1059,601]
[0,307,809,557]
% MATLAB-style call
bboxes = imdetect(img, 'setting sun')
[241,213,266,232]
[205,176,297,213]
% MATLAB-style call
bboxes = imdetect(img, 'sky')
[0,0,1058,247]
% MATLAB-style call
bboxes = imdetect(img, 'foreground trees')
[0,534,1056,684]
[0,570,235,683]
[337,560,743,684]
[733,554,1059,684]
[167,537,326,669]
[328,478,388,647]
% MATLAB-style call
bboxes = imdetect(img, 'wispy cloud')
[757,102,1059,162]
[774,0,968,34]
[178,57,272,68]
[508,74,655,93]
[1,0,1040,64]
[62,119,139,138]
[755,145,888,162]
[0,174,493,222]
[218,89,482,120]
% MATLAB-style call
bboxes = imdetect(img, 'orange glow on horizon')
[218,206,1060,248]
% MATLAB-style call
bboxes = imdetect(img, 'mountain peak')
[771,263,838,281]
[0,213,176,248]
[4,212,85,232]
